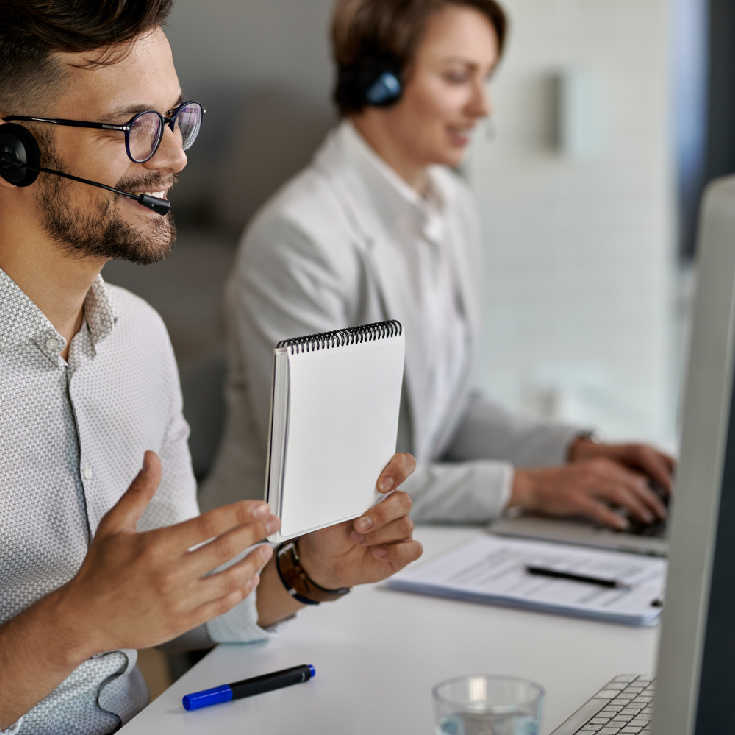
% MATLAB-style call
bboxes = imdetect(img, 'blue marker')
[182,664,315,711]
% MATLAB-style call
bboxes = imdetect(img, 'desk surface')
[120,527,659,735]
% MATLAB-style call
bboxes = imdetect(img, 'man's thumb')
[99,451,162,534]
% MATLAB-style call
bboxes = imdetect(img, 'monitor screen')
[653,175,735,734]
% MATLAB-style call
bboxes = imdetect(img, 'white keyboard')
[550,675,654,734]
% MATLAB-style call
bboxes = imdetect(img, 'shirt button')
[82,467,93,480]
[45,338,60,351]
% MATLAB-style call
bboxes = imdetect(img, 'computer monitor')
[652,175,735,734]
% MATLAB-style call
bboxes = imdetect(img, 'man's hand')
[510,439,674,530]
[255,453,422,627]
[55,450,280,658]
[297,453,423,590]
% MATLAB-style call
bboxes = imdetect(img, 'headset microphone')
[0,123,170,216]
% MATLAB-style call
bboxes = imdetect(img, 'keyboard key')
[549,675,655,734]
[595,690,624,699]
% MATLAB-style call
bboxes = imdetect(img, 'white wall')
[467,0,676,445]
[165,0,677,446]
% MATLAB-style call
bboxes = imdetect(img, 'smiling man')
[0,3,421,734]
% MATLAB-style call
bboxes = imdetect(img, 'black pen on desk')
[524,565,631,590]
[182,664,315,711]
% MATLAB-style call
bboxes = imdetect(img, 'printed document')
[386,534,666,626]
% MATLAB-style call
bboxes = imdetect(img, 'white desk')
[120,527,659,735]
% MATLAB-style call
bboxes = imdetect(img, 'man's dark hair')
[0,0,174,115]
[332,0,508,117]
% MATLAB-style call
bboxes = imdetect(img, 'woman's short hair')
[331,0,508,117]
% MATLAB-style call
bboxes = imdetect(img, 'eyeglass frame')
[4,99,205,164]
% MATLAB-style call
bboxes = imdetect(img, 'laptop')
[488,501,668,558]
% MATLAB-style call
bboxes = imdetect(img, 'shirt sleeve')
[400,460,514,522]
[203,545,288,644]
[398,390,585,523]
[205,592,272,644]
[0,717,23,735]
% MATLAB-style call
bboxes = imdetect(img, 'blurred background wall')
[104,0,731,462]
[467,0,675,446]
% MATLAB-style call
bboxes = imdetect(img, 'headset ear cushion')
[365,71,402,107]
[0,123,41,187]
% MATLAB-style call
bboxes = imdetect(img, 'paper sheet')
[387,534,667,626]
[277,335,405,538]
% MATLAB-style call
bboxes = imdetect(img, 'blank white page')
[279,335,404,538]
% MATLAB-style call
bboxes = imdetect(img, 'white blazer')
[200,123,580,521]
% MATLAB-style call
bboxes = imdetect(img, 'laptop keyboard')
[550,675,654,734]
[623,517,667,538]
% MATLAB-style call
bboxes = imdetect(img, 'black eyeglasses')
[5,100,205,164]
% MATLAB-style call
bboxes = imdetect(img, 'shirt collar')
[0,267,117,354]
[339,120,450,238]
[84,274,117,345]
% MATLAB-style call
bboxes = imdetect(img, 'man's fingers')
[194,544,271,603]
[98,451,162,535]
[169,500,277,551]
[352,516,414,547]
[377,453,416,493]
[371,539,423,565]
[185,518,278,578]
[354,491,411,534]
[189,577,261,630]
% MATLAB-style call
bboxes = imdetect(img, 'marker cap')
[182,685,233,711]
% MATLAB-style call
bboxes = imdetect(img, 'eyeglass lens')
[128,102,202,162]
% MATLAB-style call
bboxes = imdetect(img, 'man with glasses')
[0,2,421,734]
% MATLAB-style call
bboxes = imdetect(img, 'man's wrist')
[284,535,345,591]
[46,583,102,669]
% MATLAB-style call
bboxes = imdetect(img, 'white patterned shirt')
[0,268,266,735]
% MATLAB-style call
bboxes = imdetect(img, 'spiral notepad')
[265,321,405,542]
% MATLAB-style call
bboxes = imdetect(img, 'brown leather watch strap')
[275,537,351,605]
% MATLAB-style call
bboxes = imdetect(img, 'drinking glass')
[432,674,544,735]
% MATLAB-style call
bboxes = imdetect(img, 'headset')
[339,55,404,109]
[0,123,170,216]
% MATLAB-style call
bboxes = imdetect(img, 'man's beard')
[36,131,177,265]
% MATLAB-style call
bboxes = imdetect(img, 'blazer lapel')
[315,135,435,460]
[427,208,481,454]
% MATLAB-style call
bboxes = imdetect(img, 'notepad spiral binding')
[277,320,403,354]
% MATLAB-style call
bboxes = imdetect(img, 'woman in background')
[201,0,673,526]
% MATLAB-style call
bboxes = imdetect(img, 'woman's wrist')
[568,432,600,462]
[508,468,535,510]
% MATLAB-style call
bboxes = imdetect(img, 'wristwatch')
[275,537,351,605]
